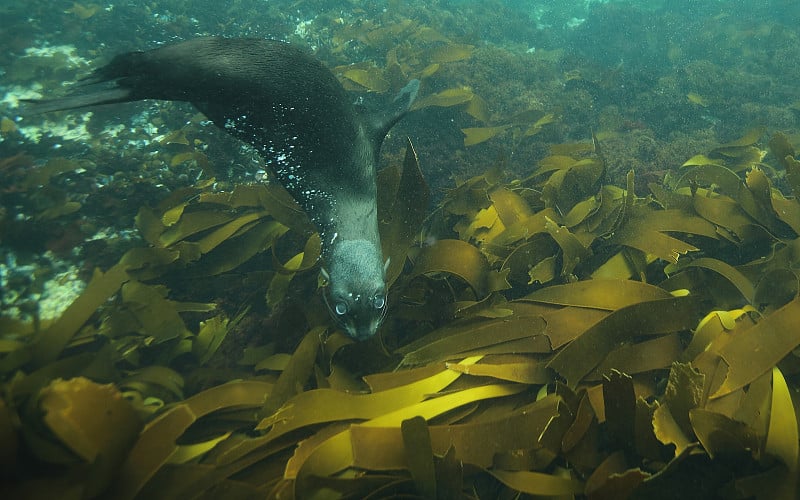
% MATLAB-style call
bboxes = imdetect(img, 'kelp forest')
[1,1,800,499]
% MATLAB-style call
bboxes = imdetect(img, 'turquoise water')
[1,0,798,355]
[1,2,799,497]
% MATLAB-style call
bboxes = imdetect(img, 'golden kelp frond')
[424,43,474,64]
[378,139,430,287]
[524,112,557,136]
[4,134,800,498]
[0,155,88,224]
[410,86,477,110]
[0,116,18,133]
[66,2,101,20]
[406,85,536,145]
[37,377,141,495]
[687,92,709,107]
[461,125,508,146]
[330,20,474,95]
[337,66,391,93]
[19,157,82,189]
[456,109,559,147]
[681,127,767,173]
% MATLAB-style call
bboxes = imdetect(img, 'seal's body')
[27,37,418,339]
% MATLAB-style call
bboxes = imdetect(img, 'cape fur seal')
[25,37,420,340]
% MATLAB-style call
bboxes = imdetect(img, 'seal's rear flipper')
[22,87,133,115]
[22,49,149,115]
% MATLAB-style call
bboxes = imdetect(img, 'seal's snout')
[324,285,388,340]
[324,303,384,339]
[323,239,388,340]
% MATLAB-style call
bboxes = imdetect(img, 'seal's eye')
[372,293,386,310]
[334,302,348,316]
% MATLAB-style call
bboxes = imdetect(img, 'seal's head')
[322,239,388,340]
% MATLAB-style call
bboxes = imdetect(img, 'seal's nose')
[351,323,377,341]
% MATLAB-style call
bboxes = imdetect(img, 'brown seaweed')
[3,125,800,499]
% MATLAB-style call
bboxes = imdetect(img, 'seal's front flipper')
[393,79,420,109]
[368,79,421,150]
